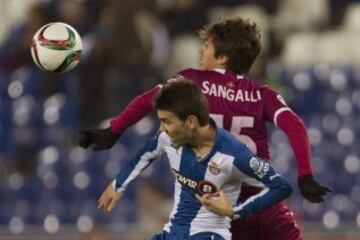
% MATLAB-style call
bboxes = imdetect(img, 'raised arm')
[78,86,160,150]
[78,68,198,151]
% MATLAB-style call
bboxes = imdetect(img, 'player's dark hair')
[154,80,210,126]
[199,17,261,74]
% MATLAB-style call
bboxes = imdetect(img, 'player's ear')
[185,115,198,129]
[217,55,228,66]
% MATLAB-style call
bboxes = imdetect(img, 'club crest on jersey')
[209,161,221,175]
[249,157,270,179]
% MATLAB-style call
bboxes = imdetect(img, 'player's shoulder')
[165,68,200,83]
[242,76,274,90]
[245,79,280,99]
[177,68,200,78]
[249,78,279,95]
[177,68,227,80]
[217,128,248,156]
[260,84,278,93]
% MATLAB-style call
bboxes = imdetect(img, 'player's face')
[157,110,191,147]
[199,38,227,70]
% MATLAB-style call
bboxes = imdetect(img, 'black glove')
[298,175,332,203]
[78,127,120,151]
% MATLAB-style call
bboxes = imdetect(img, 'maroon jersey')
[177,68,290,161]
[111,67,312,176]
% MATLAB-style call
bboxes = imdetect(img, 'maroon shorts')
[231,186,302,240]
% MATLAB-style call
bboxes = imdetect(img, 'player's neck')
[189,124,216,159]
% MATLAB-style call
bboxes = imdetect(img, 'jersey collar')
[213,68,244,80]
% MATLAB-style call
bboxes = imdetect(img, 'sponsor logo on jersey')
[173,170,217,195]
[202,81,261,102]
[249,157,270,179]
[174,170,197,189]
[209,161,221,175]
[196,180,217,195]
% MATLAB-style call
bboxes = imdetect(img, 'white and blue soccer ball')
[30,22,83,73]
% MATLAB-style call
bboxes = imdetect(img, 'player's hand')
[298,175,332,203]
[196,190,233,217]
[98,183,124,212]
[78,127,120,151]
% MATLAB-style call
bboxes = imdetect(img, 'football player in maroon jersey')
[79,18,330,240]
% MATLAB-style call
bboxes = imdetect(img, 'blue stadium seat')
[1,65,359,225]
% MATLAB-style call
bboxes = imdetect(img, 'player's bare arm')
[196,190,234,217]
[98,182,124,212]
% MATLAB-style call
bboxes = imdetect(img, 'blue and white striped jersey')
[113,126,292,239]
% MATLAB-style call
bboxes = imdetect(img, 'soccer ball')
[30,22,83,73]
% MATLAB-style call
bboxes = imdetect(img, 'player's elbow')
[277,110,306,133]
[280,178,293,199]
